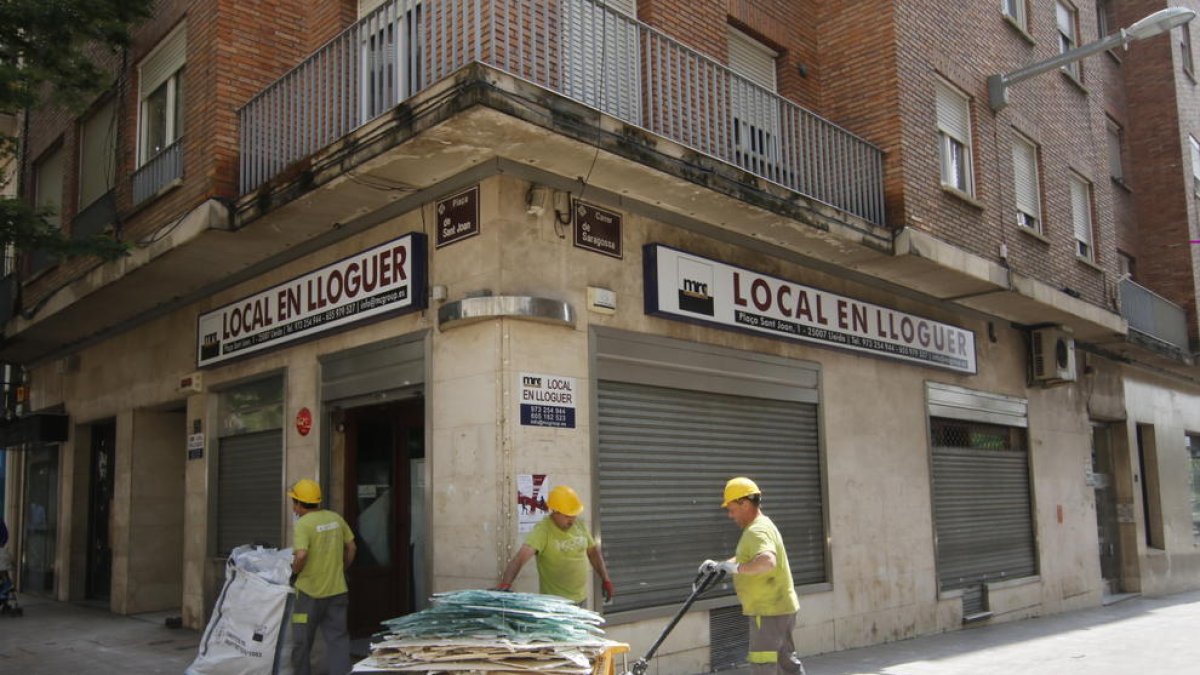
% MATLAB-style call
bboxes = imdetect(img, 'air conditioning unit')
[1031,327,1076,383]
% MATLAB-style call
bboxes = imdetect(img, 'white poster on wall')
[517,473,554,534]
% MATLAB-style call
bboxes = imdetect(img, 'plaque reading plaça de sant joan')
[573,199,622,259]
[435,185,480,247]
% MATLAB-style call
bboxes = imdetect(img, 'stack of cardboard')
[354,590,619,674]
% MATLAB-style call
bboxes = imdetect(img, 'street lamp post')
[988,7,1195,111]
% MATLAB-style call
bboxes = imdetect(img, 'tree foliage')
[0,0,154,263]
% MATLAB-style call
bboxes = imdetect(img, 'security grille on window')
[216,376,284,554]
[1057,2,1080,80]
[1011,132,1041,232]
[936,80,974,195]
[1003,0,1027,31]
[1070,172,1094,260]
[138,23,186,165]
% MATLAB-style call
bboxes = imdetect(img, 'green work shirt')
[732,513,799,617]
[293,509,354,598]
[524,517,596,602]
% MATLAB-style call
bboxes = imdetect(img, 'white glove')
[718,559,739,576]
[698,559,719,575]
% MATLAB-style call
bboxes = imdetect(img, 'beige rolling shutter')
[1012,134,1039,224]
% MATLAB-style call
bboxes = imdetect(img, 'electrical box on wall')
[178,372,204,394]
[1031,327,1076,383]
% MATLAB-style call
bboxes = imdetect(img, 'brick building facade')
[2,1,1198,671]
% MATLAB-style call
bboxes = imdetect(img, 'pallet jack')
[622,565,728,675]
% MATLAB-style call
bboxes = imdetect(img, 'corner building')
[1,1,1199,671]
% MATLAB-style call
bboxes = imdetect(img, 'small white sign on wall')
[518,373,577,429]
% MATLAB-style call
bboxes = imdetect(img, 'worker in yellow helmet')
[701,477,803,675]
[288,479,356,675]
[496,485,614,604]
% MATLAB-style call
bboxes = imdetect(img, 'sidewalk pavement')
[1,589,1198,674]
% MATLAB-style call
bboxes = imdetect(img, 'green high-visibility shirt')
[524,517,595,602]
[732,513,799,616]
[293,510,354,598]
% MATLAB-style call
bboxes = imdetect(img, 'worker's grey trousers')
[748,613,804,675]
[292,590,351,675]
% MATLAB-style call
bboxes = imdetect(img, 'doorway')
[86,421,116,600]
[1091,423,1122,595]
[343,398,424,636]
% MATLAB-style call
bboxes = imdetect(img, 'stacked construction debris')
[356,589,619,673]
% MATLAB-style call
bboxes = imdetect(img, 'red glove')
[602,579,615,602]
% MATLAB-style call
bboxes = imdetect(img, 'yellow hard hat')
[546,485,584,516]
[289,479,322,504]
[722,477,761,507]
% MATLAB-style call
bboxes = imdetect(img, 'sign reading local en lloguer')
[644,244,977,374]
[196,233,427,367]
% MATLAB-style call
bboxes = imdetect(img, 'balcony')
[132,138,184,206]
[239,0,884,225]
[1119,278,1192,353]
[72,191,117,240]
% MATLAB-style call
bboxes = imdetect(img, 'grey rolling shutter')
[930,418,1036,591]
[217,430,283,553]
[597,380,823,613]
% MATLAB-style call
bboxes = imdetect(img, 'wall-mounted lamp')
[526,185,548,216]
[987,7,1194,111]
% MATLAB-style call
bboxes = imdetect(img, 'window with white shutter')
[936,80,974,195]
[727,27,781,181]
[138,23,186,165]
[1012,132,1040,232]
[561,0,641,123]
[1070,172,1094,260]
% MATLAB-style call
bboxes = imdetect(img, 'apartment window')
[1069,172,1094,260]
[1191,136,1200,194]
[1057,1,1081,80]
[138,23,186,165]
[1117,251,1135,280]
[1096,0,1115,38]
[1182,24,1195,78]
[728,27,781,180]
[1012,132,1041,232]
[79,99,117,210]
[1003,0,1027,31]
[34,145,65,229]
[936,80,974,196]
[1106,119,1124,183]
[1188,434,1200,538]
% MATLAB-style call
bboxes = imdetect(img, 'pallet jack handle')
[623,567,727,675]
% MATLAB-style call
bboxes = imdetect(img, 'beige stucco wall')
[24,171,1131,665]
[1122,372,1200,596]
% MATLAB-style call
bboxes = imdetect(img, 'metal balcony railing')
[1119,278,1191,351]
[239,0,885,225]
[72,190,117,240]
[132,138,184,206]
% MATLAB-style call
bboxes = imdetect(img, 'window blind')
[936,81,970,142]
[139,23,187,100]
[728,27,778,91]
[1011,135,1039,220]
[1070,174,1092,249]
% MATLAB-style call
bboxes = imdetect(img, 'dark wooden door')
[344,399,423,636]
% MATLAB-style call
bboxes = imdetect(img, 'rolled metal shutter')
[217,430,283,553]
[930,417,1036,592]
[597,380,823,612]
